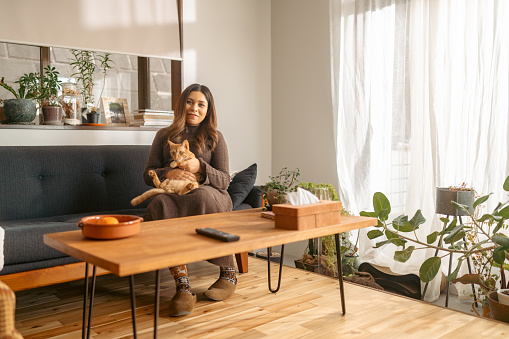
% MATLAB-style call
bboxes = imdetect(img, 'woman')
[143,84,235,317]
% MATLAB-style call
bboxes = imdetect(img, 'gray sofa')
[0,145,260,289]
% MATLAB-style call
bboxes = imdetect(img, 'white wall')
[271,0,338,190]
[271,0,337,259]
[183,0,272,181]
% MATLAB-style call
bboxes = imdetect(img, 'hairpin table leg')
[129,275,138,338]
[267,245,285,293]
[154,269,161,339]
[335,233,346,315]
[86,265,97,339]
[82,263,89,339]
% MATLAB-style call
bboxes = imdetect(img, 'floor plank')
[14,257,509,338]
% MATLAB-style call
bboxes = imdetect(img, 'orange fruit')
[100,216,119,224]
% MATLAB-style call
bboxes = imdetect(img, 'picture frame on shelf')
[101,97,130,126]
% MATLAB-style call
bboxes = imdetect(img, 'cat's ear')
[183,140,190,149]
[168,140,175,148]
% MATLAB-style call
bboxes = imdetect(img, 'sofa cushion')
[228,163,257,210]
[0,145,151,222]
[0,207,147,273]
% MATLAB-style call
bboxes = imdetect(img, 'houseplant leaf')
[493,234,509,247]
[394,246,415,263]
[367,229,384,239]
[473,194,491,210]
[427,231,439,244]
[496,205,509,219]
[447,258,464,282]
[373,192,390,221]
[493,246,509,265]
[504,175,509,191]
[444,224,465,244]
[453,273,482,285]
[392,215,408,230]
[419,257,442,283]
[452,201,470,212]
[385,230,405,247]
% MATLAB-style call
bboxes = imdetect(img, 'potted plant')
[260,167,300,209]
[293,182,359,277]
[69,49,113,123]
[361,175,509,321]
[39,66,64,125]
[0,73,40,124]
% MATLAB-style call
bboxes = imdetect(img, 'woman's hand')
[177,158,202,174]
[164,168,198,182]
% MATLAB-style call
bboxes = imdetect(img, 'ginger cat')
[131,140,201,206]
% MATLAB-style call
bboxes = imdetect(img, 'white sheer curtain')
[330,0,509,302]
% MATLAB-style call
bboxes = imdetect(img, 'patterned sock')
[170,265,192,294]
[220,267,237,285]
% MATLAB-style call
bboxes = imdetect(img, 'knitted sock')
[220,267,237,285]
[169,265,192,294]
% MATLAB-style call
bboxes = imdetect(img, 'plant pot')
[294,259,320,273]
[265,188,286,206]
[254,251,281,263]
[86,112,100,124]
[497,289,509,306]
[435,187,474,216]
[3,99,37,124]
[42,106,64,125]
[487,290,509,323]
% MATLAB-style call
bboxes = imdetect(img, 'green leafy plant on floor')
[297,182,359,277]
[360,175,509,301]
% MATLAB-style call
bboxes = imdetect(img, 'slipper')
[169,291,196,317]
[203,278,236,301]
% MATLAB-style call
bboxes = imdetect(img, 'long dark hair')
[164,84,218,154]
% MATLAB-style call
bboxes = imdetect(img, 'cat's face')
[169,140,193,162]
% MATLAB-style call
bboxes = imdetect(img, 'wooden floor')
[15,257,509,338]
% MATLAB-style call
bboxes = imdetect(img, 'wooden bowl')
[78,215,143,240]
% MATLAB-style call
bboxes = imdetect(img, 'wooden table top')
[44,208,377,277]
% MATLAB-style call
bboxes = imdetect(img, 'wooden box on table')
[272,200,342,230]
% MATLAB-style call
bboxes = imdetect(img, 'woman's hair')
[164,83,218,154]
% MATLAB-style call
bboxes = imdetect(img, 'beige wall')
[271,0,338,189]
[183,0,272,181]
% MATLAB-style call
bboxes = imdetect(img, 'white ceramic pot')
[497,289,509,306]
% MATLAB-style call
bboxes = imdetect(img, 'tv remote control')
[195,228,240,242]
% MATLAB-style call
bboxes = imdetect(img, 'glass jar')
[60,82,81,125]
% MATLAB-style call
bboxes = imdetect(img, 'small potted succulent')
[260,167,300,209]
[39,66,64,125]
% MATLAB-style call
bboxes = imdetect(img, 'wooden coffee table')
[44,208,377,338]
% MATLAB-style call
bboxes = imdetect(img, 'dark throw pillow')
[228,163,257,209]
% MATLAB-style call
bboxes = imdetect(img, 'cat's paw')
[148,170,157,178]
